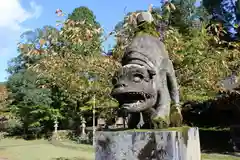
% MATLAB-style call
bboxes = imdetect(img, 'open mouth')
[112,91,153,110]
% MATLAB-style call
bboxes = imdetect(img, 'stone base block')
[95,127,201,160]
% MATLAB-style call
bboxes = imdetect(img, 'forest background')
[1,0,240,136]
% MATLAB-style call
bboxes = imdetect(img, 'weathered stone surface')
[136,12,154,23]
[111,33,181,129]
[95,127,201,160]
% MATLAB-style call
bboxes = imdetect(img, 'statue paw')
[170,104,183,127]
[152,116,169,129]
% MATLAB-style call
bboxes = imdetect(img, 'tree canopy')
[3,2,240,135]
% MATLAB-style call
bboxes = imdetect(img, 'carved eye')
[133,74,143,82]
[112,77,118,85]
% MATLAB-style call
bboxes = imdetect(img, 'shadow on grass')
[48,139,93,152]
[49,140,81,150]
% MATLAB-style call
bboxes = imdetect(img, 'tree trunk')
[95,127,201,160]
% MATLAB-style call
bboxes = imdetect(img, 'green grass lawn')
[0,138,240,160]
[0,138,94,160]
[202,153,240,160]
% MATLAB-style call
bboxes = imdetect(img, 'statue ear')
[148,69,156,79]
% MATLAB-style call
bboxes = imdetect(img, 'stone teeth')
[134,101,140,106]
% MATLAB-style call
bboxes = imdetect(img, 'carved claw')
[152,116,169,129]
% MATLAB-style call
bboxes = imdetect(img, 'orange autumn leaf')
[39,39,46,46]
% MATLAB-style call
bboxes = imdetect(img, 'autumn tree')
[0,83,9,117]
[27,8,119,124]
[203,0,240,41]
[68,6,100,28]
[67,6,102,55]
[169,0,198,33]
[6,26,62,134]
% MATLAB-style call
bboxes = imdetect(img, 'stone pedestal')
[95,127,201,160]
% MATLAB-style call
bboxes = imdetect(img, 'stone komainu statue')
[111,12,182,129]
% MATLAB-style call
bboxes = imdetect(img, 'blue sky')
[0,0,200,82]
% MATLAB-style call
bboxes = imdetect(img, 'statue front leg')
[141,109,156,129]
[166,59,183,127]
[147,86,171,129]
[127,112,140,129]
[152,103,171,129]
[170,103,183,127]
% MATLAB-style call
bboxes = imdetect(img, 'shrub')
[6,118,23,136]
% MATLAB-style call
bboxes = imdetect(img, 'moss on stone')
[159,126,189,146]
[114,126,191,146]
[180,126,190,145]
[135,21,160,38]
[125,126,189,132]
[127,126,191,146]
[170,104,183,127]
[152,115,170,129]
